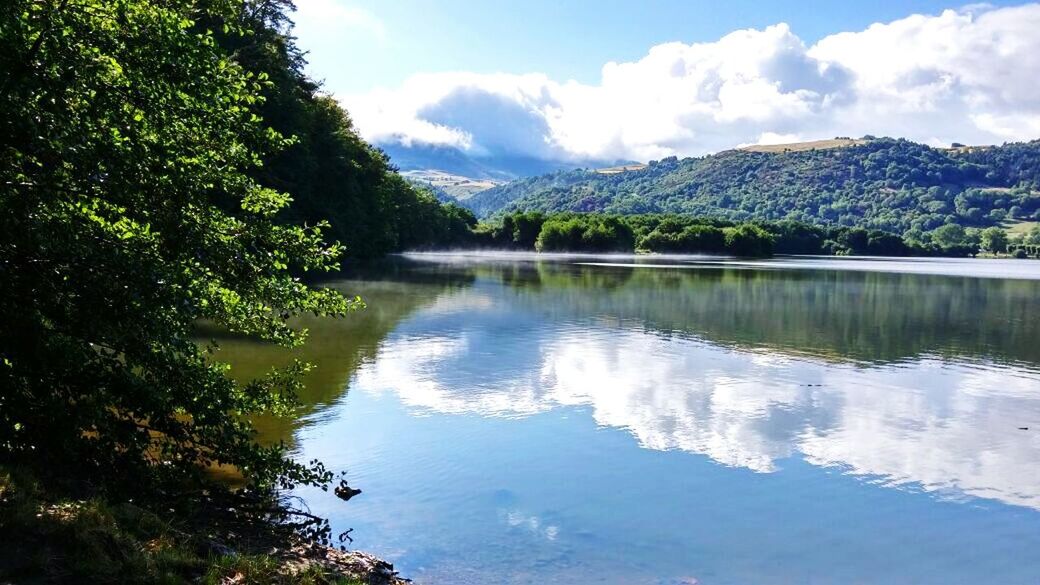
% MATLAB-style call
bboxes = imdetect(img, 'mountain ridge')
[462,137,1040,233]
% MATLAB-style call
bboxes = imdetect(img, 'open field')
[943,144,995,154]
[402,169,502,199]
[595,163,649,174]
[739,138,869,153]
[1004,220,1039,236]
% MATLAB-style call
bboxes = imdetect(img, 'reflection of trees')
[210,255,1040,509]
[209,275,473,444]
[480,260,1040,365]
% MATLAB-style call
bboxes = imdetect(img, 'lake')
[214,253,1040,584]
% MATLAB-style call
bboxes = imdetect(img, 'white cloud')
[337,4,1040,162]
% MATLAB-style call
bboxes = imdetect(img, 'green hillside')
[464,138,1040,234]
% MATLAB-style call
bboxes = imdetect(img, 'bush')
[535,215,634,252]
[723,225,775,256]
[638,224,725,253]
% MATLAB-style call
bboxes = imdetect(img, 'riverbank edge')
[0,466,407,584]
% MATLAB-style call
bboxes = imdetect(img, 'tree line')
[456,212,1034,257]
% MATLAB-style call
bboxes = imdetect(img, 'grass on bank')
[0,467,363,585]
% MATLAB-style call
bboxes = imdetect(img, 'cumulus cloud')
[339,4,1040,162]
[346,73,568,160]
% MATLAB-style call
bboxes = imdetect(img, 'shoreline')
[0,466,408,584]
[276,544,408,585]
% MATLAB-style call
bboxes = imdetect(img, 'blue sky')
[296,0,1023,94]
[293,1,1040,161]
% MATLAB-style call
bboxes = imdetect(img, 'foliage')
[465,138,1040,233]
[472,212,1002,257]
[211,0,473,257]
[0,0,360,503]
[504,211,547,249]
[980,227,1009,254]
[723,224,775,257]
[392,186,478,249]
[471,212,772,256]
[535,215,635,252]
[638,223,726,254]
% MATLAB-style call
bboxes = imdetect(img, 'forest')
[0,0,450,583]
[463,138,1040,235]
[460,211,1034,258]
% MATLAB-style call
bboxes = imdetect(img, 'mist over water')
[217,254,1040,585]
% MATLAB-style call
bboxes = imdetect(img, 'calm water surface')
[216,253,1040,584]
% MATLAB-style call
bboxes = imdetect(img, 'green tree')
[930,224,968,248]
[535,215,634,252]
[928,224,980,256]
[723,224,775,257]
[511,211,546,248]
[212,1,466,257]
[0,0,353,495]
[980,227,1009,254]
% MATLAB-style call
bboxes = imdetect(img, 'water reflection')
[218,254,1040,583]
[210,273,473,442]
[489,258,1040,366]
[359,320,1040,508]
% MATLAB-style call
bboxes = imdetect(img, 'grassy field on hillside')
[1005,220,1040,236]
[739,138,868,153]
[595,163,649,174]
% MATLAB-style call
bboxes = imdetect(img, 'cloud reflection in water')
[353,287,1040,510]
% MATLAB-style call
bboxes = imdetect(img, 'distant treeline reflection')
[215,257,1040,448]
[478,260,1040,366]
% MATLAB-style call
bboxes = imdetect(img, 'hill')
[463,137,1040,233]
[402,170,503,200]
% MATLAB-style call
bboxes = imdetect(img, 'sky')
[292,0,1040,162]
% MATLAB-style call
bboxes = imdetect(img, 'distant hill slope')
[463,137,1040,233]
[401,170,503,201]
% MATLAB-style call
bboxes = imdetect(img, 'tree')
[0,0,353,495]
[511,211,546,249]
[210,2,466,258]
[980,227,1009,254]
[638,223,725,253]
[535,214,634,252]
[837,227,870,254]
[723,224,775,257]
[930,224,968,248]
[928,224,980,256]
